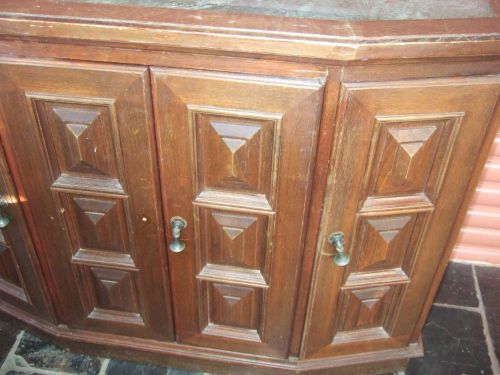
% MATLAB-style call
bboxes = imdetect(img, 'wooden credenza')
[0,1,498,374]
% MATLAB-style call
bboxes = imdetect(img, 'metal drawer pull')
[169,216,187,253]
[328,232,350,266]
[0,197,10,229]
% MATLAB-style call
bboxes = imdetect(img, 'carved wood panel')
[361,116,460,211]
[38,102,119,178]
[194,113,278,210]
[343,212,430,288]
[61,194,131,256]
[90,267,140,313]
[210,282,263,332]
[198,208,269,280]
[0,142,53,319]
[356,215,413,272]
[343,286,393,331]
[0,230,23,288]
[35,101,124,194]
[304,76,500,359]
[153,68,325,357]
[0,59,174,340]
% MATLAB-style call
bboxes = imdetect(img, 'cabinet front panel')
[152,68,325,357]
[0,59,174,340]
[303,76,500,358]
[0,145,53,320]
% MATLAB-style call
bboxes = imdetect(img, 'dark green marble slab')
[61,0,495,21]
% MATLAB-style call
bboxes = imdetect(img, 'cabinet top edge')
[0,0,499,63]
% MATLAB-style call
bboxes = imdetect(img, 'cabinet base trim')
[0,301,423,375]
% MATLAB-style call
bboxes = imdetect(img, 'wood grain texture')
[152,67,325,357]
[0,143,54,321]
[303,75,500,359]
[0,2,498,373]
[0,57,174,340]
[0,0,498,62]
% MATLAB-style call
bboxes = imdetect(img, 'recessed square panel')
[0,231,22,288]
[333,285,401,344]
[193,112,278,209]
[89,267,140,313]
[34,100,125,194]
[356,214,416,272]
[61,194,131,255]
[210,282,263,332]
[365,115,460,202]
[345,211,428,287]
[199,207,269,274]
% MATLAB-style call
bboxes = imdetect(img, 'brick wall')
[452,129,500,264]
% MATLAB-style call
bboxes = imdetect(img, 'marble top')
[61,0,496,21]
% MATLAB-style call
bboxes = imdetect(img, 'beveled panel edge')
[203,323,262,343]
[52,175,125,196]
[359,112,464,211]
[72,248,137,271]
[332,327,389,345]
[27,93,130,195]
[88,307,145,326]
[189,105,282,212]
[194,192,273,213]
[198,264,268,288]
[0,278,28,302]
[0,0,498,62]
[360,194,434,213]
[343,268,410,289]
[160,70,325,89]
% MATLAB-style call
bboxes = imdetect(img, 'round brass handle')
[169,216,187,253]
[328,232,350,266]
[0,197,10,229]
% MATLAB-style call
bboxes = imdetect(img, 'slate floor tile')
[166,368,204,375]
[434,262,479,307]
[106,359,168,375]
[14,332,102,375]
[105,359,207,375]
[0,318,20,365]
[476,265,500,360]
[407,305,492,375]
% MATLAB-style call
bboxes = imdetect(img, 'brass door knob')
[169,216,187,253]
[0,197,10,229]
[328,232,350,266]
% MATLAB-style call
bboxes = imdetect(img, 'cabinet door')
[152,68,325,357]
[0,59,174,340]
[303,76,500,358]
[0,144,53,321]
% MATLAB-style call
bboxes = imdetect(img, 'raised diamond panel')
[210,282,262,331]
[90,267,139,313]
[357,215,413,272]
[340,285,395,332]
[200,208,269,272]
[34,100,124,192]
[366,116,460,202]
[194,112,278,208]
[0,231,22,288]
[62,195,131,254]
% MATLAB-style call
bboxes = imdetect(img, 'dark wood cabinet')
[151,68,325,357]
[0,59,174,340]
[303,76,500,359]
[0,1,498,374]
[0,144,53,321]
